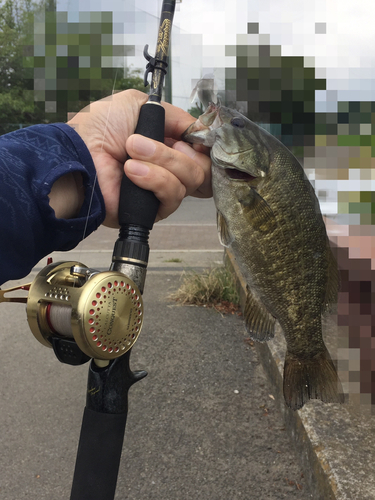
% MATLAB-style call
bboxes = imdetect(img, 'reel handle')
[118,102,165,230]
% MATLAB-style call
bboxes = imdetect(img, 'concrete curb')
[225,248,375,500]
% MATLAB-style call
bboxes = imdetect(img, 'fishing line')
[77,66,120,256]
[48,79,118,333]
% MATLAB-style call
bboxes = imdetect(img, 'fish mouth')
[214,157,256,181]
[182,102,222,145]
[224,168,256,181]
[213,143,256,181]
[200,102,221,127]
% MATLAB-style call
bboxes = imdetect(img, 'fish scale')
[183,103,343,410]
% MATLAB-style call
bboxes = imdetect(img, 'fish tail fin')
[283,348,344,410]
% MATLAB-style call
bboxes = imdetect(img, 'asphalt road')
[0,198,314,499]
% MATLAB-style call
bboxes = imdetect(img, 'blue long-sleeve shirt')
[0,123,105,285]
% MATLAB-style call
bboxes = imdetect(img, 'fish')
[182,103,344,410]
[189,74,218,110]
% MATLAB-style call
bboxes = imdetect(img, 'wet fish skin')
[183,103,343,410]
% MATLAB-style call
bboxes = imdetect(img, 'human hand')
[67,89,212,228]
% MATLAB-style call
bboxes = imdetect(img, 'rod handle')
[119,102,165,230]
[70,408,127,500]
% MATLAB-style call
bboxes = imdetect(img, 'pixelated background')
[1,0,374,408]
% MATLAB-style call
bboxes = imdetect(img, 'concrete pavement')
[0,197,315,499]
[1,197,373,499]
[0,270,313,500]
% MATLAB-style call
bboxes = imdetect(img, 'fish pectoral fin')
[217,211,234,247]
[236,186,277,233]
[244,287,276,342]
[283,347,345,410]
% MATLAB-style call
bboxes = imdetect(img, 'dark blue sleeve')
[0,123,106,285]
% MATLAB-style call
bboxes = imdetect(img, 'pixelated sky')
[56,0,375,110]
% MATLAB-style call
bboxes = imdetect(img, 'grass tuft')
[169,266,240,310]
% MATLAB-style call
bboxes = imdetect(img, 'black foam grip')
[119,102,165,230]
[70,408,127,500]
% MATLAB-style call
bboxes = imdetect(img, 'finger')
[172,141,212,198]
[162,101,197,139]
[192,143,211,155]
[165,136,211,157]
[124,160,186,221]
[125,134,207,196]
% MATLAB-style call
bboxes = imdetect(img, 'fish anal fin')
[244,287,276,342]
[217,211,234,247]
[283,347,344,411]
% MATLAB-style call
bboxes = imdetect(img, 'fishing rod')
[70,2,176,498]
[0,1,176,499]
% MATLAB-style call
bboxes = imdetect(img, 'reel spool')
[26,261,144,361]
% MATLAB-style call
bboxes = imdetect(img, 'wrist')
[48,172,85,219]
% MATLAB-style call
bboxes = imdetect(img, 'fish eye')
[230,117,245,128]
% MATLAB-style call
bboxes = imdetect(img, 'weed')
[169,266,240,310]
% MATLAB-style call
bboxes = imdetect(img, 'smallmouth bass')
[183,103,344,411]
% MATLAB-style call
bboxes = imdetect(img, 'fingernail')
[133,135,156,157]
[126,160,150,176]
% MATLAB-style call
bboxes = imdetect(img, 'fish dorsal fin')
[236,186,277,233]
[323,243,340,313]
[244,286,276,342]
[216,211,234,247]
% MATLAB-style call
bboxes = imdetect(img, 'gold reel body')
[26,262,144,360]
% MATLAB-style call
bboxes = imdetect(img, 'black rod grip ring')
[119,102,165,230]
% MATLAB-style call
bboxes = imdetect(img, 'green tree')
[226,39,326,146]
[0,0,146,133]
[24,7,147,123]
[114,67,145,93]
[0,0,20,90]
[0,0,41,132]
